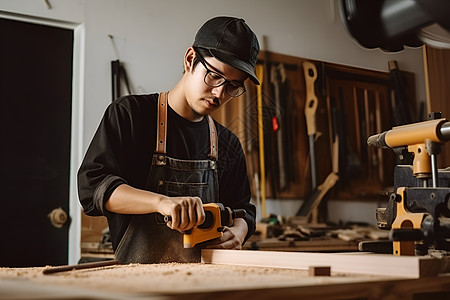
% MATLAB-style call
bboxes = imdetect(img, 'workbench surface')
[1,258,450,300]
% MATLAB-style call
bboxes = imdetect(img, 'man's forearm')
[105,184,164,214]
[105,184,206,232]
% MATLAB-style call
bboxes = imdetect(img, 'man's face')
[184,49,247,118]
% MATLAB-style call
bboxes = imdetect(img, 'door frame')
[0,11,85,265]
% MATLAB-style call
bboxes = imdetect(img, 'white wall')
[1,0,425,255]
[1,0,426,147]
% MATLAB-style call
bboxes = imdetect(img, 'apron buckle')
[156,155,167,166]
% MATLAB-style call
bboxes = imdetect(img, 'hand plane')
[164,203,246,248]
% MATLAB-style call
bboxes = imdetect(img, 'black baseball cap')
[193,16,260,85]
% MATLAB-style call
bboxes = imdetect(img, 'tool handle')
[358,241,393,254]
[390,229,424,241]
[43,260,120,275]
[164,206,246,228]
[232,209,246,219]
[368,119,450,149]
[303,61,318,136]
[164,211,215,229]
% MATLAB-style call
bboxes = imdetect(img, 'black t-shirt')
[77,94,255,249]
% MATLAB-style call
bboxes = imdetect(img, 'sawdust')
[0,262,331,294]
[0,261,387,299]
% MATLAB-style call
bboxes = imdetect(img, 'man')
[78,16,259,263]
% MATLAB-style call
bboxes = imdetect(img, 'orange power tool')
[164,203,246,248]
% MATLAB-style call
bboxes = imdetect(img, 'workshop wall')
[2,0,425,239]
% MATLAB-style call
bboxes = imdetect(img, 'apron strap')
[207,115,218,160]
[155,92,219,160]
[155,92,168,154]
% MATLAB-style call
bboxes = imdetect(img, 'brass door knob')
[48,207,68,228]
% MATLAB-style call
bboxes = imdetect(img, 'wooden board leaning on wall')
[425,46,450,168]
[211,50,417,202]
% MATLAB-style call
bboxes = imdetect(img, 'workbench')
[1,250,449,300]
[245,222,381,252]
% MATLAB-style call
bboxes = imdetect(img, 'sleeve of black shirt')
[216,124,256,244]
[77,98,135,217]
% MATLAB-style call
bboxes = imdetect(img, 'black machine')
[364,114,450,256]
[339,0,450,51]
[338,0,450,256]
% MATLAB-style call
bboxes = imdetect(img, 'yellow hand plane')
[164,203,246,248]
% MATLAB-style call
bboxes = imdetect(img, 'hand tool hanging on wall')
[259,40,278,201]
[296,95,339,222]
[296,61,322,221]
[263,90,278,201]
[256,63,267,218]
[270,63,288,192]
[111,60,132,101]
[296,62,341,223]
[338,87,362,183]
[389,60,414,125]
[303,61,319,190]
[109,35,132,101]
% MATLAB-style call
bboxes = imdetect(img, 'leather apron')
[114,92,219,264]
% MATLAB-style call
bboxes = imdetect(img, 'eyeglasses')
[196,53,246,98]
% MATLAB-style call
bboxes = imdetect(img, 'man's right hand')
[158,196,205,232]
[106,184,206,232]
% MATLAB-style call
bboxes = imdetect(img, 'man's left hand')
[203,226,243,249]
[201,218,248,249]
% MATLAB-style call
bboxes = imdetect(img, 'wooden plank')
[247,237,358,252]
[201,249,444,278]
